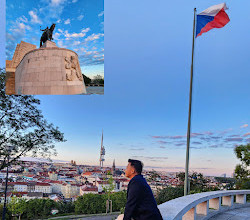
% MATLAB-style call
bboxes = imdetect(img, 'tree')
[214,177,236,189]
[234,144,250,189]
[74,192,126,215]
[8,196,27,220]
[75,194,106,214]
[82,74,91,85]
[56,201,75,214]
[0,68,66,171]
[176,171,212,193]
[103,171,115,213]
[0,203,10,220]
[156,186,184,205]
[92,75,104,85]
[109,191,126,212]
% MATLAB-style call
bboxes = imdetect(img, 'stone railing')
[158,190,250,220]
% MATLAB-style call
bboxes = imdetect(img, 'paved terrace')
[210,206,250,220]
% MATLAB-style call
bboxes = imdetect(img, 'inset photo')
[6,0,104,95]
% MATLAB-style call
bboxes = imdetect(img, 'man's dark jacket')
[123,174,163,220]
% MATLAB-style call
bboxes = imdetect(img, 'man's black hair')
[128,159,143,175]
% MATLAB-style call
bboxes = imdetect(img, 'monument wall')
[15,41,86,95]
[10,41,37,68]
[5,41,37,95]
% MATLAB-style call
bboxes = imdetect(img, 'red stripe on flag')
[197,8,230,37]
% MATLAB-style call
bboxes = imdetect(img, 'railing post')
[196,201,208,216]
[236,194,246,204]
[182,207,197,220]
[222,195,234,207]
[209,197,221,210]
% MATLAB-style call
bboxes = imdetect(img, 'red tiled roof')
[81,172,93,176]
[7,182,28,185]
[71,184,81,187]
[23,174,35,177]
[82,187,98,192]
[12,192,28,196]
[50,180,63,184]
[81,185,98,191]
[35,182,51,186]
[97,181,109,184]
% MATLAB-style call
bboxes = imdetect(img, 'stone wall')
[10,41,37,68]
[5,41,37,95]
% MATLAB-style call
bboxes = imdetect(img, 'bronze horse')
[40,23,56,47]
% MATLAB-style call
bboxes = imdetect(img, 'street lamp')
[2,145,15,220]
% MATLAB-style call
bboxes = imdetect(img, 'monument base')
[41,40,57,48]
[15,41,86,95]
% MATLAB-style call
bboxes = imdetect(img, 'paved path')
[48,213,119,220]
[210,207,250,220]
[78,214,119,220]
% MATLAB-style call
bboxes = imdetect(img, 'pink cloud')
[243,132,250,137]
[240,124,248,128]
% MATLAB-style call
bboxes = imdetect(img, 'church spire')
[112,159,116,175]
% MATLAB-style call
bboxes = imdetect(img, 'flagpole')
[184,7,196,196]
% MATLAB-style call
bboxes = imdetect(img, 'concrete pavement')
[209,206,250,220]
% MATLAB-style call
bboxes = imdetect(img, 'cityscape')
[0,132,237,204]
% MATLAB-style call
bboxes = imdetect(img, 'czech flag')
[196,3,230,37]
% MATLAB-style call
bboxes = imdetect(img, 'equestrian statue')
[40,23,56,47]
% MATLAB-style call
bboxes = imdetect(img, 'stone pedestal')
[41,41,57,48]
[15,41,86,95]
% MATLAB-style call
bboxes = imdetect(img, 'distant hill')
[19,157,69,163]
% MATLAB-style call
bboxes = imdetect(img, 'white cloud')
[64,19,71,25]
[72,0,78,3]
[98,11,104,17]
[11,22,31,34]
[29,11,42,24]
[37,0,66,20]
[85,51,96,56]
[51,0,65,6]
[99,21,104,31]
[25,25,32,31]
[77,15,84,21]
[93,54,104,58]
[53,32,61,40]
[64,28,90,38]
[73,41,81,46]
[85,33,104,42]
[18,23,26,31]
[58,40,66,48]
[81,28,90,33]
[56,19,61,23]
[77,48,87,53]
[18,16,28,23]
[240,124,248,128]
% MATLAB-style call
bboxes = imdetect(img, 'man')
[122,159,163,220]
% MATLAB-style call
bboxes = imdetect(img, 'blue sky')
[6,0,104,78]
[1,0,250,176]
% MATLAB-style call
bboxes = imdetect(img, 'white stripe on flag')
[199,3,228,16]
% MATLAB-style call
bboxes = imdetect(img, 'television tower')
[99,129,105,168]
